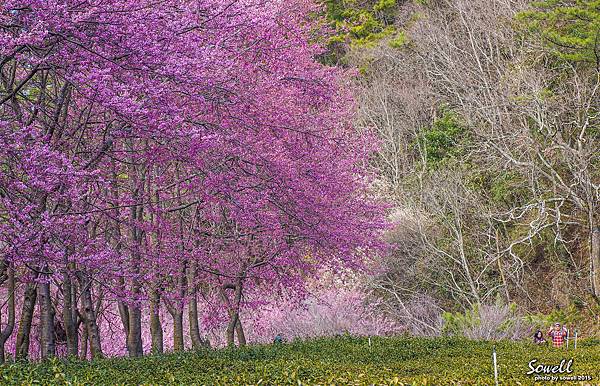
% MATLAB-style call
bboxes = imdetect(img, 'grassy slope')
[1,336,599,385]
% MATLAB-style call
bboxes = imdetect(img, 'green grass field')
[1,336,599,385]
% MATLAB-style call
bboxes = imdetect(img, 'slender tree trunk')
[79,320,88,360]
[235,318,246,347]
[224,313,246,348]
[15,279,38,360]
[165,260,187,352]
[38,270,56,359]
[77,273,103,358]
[454,218,480,304]
[187,262,201,349]
[221,278,244,348]
[592,226,600,300]
[169,170,187,353]
[225,313,237,347]
[188,297,204,349]
[117,278,130,339]
[0,264,15,363]
[149,289,163,354]
[187,262,209,349]
[165,300,185,352]
[126,212,143,357]
[127,247,144,359]
[110,158,130,344]
[147,176,164,355]
[70,267,79,353]
[126,153,144,357]
[63,261,78,357]
[126,276,143,356]
[495,230,510,303]
[127,304,143,357]
[173,311,184,352]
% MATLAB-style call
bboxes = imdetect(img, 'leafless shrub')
[455,304,533,341]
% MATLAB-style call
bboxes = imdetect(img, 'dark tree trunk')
[0,263,15,363]
[235,318,246,347]
[110,159,130,345]
[147,176,164,355]
[165,301,184,352]
[187,263,209,349]
[63,261,78,357]
[15,279,38,360]
[117,278,130,339]
[79,320,88,360]
[188,297,203,349]
[77,273,103,358]
[221,278,244,348]
[173,311,184,352]
[166,261,187,352]
[38,271,56,359]
[225,312,237,348]
[149,289,163,354]
[126,161,144,357]
[127,304,143,357]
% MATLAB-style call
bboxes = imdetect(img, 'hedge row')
[1,336,599,385]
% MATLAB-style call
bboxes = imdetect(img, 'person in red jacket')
[547,323,566,348]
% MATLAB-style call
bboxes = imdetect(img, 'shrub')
[442,303,532,340]
[246,285,401,343]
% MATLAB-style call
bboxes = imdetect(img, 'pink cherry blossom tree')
[0,0,387,361]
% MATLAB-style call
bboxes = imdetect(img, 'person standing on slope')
[547,323,566,348]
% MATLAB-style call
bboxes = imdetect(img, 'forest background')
[321,0,600,337]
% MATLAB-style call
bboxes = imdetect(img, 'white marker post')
[368,337,372,350]
[493,346,499,386]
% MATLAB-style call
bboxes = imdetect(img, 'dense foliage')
[520,0,600,64]
[320,0,400,64]
[1,336,599,385]
[0,0,387,361]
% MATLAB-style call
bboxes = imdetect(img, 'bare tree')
[353,0,599,316]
